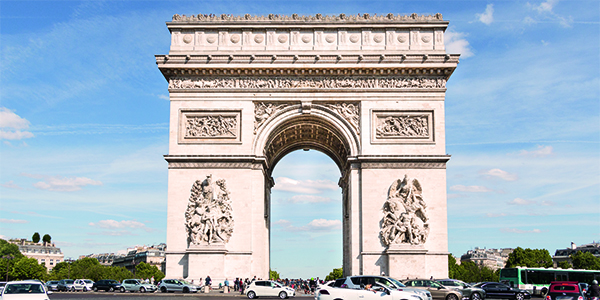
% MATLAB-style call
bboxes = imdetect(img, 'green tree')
[269,269,280,280]
[0,239,24,259]
[325,268,343,281]
[135,262,165,282]
[105,266,134,282]
[448,255,460,279]
[557,261,572,269]
[32,232,40,243]
[42,234,52,244]
[505,247,553,268]
[12,257,47,280]
[571,251,600,270]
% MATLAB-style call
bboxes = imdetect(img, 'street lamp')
[3,255,14,281]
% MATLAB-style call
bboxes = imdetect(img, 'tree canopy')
[325,267,344,281]
[31,232,40,243]
[505,247,553,268]
[42,234,52,244]
[448,254,499,283]
[571,251,600,270]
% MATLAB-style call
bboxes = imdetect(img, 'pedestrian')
[206,275,212,290]
[590,280,600,300]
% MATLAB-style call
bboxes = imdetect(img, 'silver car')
[437,279,486,300]
[157,279,198,293]
[119,279,157,293]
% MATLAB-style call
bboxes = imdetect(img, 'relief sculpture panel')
[372,111,433,144]
[185,175,234,246]
[381,175,429,246]
[254,102,289,134]
[179,110,241,143]
[324,102,360,135]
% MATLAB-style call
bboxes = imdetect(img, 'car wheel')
[183,287,190,293]
[140,287,146,293]
[471,292,482,300]
[84,287,88,292]
[515,293,524,300]
[161,287,167,293]
[447,293,459,300]
[93,287,97,292]
[120,287,125,293]
[279,291,287,299]
[247,291,257,299]
[71,287,75,292]
[109,287,114,292]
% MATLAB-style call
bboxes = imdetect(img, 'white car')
[318,282,425,300]
[74,279,94,292]
[245,280,296,299]
[0,280,52,300]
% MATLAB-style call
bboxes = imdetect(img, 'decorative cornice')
[171,13,444,23]
[164,155,268,169]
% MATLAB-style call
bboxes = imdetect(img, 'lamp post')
[3,255,14,281]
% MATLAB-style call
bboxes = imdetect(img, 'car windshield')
[4,283,45,294]
[84,280,93,283]
[472,283,484,288]
[389,277,407,287]
[64,280,74,284]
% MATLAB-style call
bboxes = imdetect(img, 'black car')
[472,282,531,300]
[92,279,122,292]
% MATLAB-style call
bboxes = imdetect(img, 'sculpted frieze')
[179,110,241,143]
[172,13,443,22]
[185,175,234,246]
[372,111,433,143]
[323,102,360,135]
[381,175,429,246]
[169,76,446,90]
[254,102,289,134]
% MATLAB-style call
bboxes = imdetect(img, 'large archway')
[159,13,457,282]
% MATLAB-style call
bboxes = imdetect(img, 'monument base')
[386,245,448,279]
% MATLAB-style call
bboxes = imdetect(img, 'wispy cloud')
[450,185,493,193]
[273,177,338,194]
[516,145,553,157]
[508,198,536,205]
[23,173,102,192]
[1,181,23,189]
[274,219,342,232]
[480,168,518,181]
[0,107,34,140]
[527,0,573,27]
[282,195,337,204]
[0,219,29,224]
[476,4,494,25]
[501,228,543,234]
[445,29,474,58]
[89,219,146,229]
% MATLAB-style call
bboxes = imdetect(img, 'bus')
[499,267,600,296]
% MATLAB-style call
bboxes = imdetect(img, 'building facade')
[553,242,600,266]
[10,239,64,272]
[460,247,513,270]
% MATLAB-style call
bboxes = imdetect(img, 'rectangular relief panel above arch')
[178,109,242,144]
[370,110,434,144]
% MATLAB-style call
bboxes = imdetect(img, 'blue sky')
[1,0,598,279]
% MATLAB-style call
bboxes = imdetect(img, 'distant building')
[460,247,513,270]
[79,253,123,266]
[553,241,600,267]
[9,239,64,272]
[111,243,166,274]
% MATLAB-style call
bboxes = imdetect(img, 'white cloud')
[274,218,341,232]
[26,174,102,192]
[445,30,474,58]
[517,145,553,157]
[476,4,494,25]
[481,168,518,181]
[528,0,573,27]
[157,94,169,101]
[501,228,543,234]
[0,219,29,224]
[272,177,338,194]
[533,0,559,13]
[508,198,536,205]
[0,107,34,140]
[284,195,336,203]
[89,219,146,229]
[450,185,492,193]
[1,181,23,189]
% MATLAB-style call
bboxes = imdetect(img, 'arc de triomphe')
[156,13,458,281]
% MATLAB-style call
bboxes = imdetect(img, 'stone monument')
[156,12,458,281]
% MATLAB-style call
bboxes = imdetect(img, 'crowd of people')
[192,275,325,294]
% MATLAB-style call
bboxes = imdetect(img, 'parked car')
[245,280,296,299]
[74,279,94,291]
[0,280,52,300]
[44,281,59,292]
[472,282,531,300]
[403,279,462,300]
[318,281,426,300]
[119,279,157,293]
[336,275,433,300]
[56,279,75,292]
[157,278,199,293]
[437,279,486,300]
[92,279,121,292]
[545,281,584,300]
[0,281,6,294]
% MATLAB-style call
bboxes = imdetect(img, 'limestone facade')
[157,13,458,282]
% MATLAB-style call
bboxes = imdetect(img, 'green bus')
[499,267,600,296]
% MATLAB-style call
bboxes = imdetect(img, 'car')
[337,275,433,300]
[43,281,59,292]
[0,282,6,294]
[157,278,199,293]
[545,281,584,300]
[74,279,94,291]
[403,279,463,300]
[56,279,75,292]
[578,283,588,297]
[0,280,52,300]
[119,279,157,293]
[472,282,531,300]
[437,279,486,300]
[318,281,426,300]
[245,280,296,299]
[92,279,121,292]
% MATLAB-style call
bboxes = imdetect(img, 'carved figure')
[380,175,429,246]
[185,115,237,138]
[325,103,360,134]
[172,13,443,23]
[254,102,287,133]
[376,115,429,138]
[185,175,234,245]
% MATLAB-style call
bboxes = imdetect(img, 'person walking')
[205,275,212,291]
[590,280,600,300]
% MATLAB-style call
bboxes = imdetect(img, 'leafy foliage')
[505,247,553,268]
[32,232,40,243]
[42,234,52,244]
[571,251,600,270]
[135,262,165,282]
[448,254,499,283]
[325,267,344,281]
[269,269,280,280]
[12,257,47,280]
[557,261,572,269]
